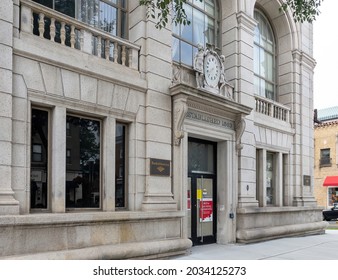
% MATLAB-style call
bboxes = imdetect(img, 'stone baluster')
[105,39,110,60]
[60,22,65,45]
[113,42,118,63]
[97,36,102,57]
[70,25,75,48]
[38,13,44,38]
[121,45,126,66]
[50,18,55,42]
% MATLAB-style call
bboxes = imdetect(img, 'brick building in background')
[314,107,338,209]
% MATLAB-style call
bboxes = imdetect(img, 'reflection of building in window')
[253,10,276,100]
[66,115,100,208]
[32,0,128,48]
[172,0,219,67]
[66,149,71,164]
[32,144,42,162]
[30,109,49,209]
[266,152,274,205]
[115,123,126,208]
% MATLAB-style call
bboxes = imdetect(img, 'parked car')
[323,204,338,221]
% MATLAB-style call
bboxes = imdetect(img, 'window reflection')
[115,123,126,208]
[188,140,215,173]
[172,0,219,67]
[253,10,276,100]
[66,115,100,208]
[266,152,274,205]
[31,109,49,209]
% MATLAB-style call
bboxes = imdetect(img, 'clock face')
[204,53,221,88]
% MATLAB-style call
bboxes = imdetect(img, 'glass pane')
[31,109,49,209]
[254,76,260,96]
[260,48,265,77]
[78,0,99,27]
[254,45,260,75]
[328,188,338,207]
[265,82,274,100]
[197,178,213,239]
[205,16,215,45]
[181,4,193,41]
[121,11,127,38]
[266,52,274,81]
[188,141,214,173]
[193,8,205,45]
[266,152,274,205]
[181,41,193,66]
[115,123,126,208]
[55,0,75,18]
[205,0,215,16]
[33,0,53,9]
[66,116,100,208]
[172,37,180,62]
[260,78,266,97]
[100,1,117,35]
[193,0,204,9]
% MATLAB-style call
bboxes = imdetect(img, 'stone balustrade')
[20,0,140,70]
[255,95,290,122]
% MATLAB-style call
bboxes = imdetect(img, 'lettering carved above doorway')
[193,45,234,99]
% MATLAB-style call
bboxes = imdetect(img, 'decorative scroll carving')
[235,115,246,152]
[173,96,188,146]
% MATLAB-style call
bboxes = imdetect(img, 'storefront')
[323,176,338,207]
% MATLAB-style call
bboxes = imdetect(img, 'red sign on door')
[200,198,213,222]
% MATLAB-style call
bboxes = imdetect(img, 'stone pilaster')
[0,0,19,214]
[235,12,258,207]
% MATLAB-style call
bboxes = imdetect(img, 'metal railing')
[20,0,140,70]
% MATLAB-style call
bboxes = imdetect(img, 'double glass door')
[188,138,217,245]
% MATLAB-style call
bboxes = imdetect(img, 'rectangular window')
[32,144,43,162]
[266,152,274,205]
[31,109,49,209]
[115,123,126,208]
[328,187,338,207]
[320,148,331,166]
[66,115,100,208]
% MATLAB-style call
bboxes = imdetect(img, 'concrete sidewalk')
[173,230,338,260]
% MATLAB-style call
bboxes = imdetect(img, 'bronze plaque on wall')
[150,158,170,176]
[303,175,311,186]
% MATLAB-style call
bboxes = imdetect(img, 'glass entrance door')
[187,138,217,245]
[188,174,216,245]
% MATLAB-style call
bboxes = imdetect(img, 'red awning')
[323,176,338,187]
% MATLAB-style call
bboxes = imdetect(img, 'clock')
[204,52,221,88]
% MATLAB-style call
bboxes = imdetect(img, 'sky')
[313,0,338,110]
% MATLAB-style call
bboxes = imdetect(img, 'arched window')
[254,10,276,100]
[172,0,219,67]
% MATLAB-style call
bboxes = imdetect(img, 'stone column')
[257,149,266,207]
[0,0,20,214]
[102,116,116,211]
[51,106,66,212]
[275,152,283,207]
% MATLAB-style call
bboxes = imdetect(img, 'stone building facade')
[0,0,326,259]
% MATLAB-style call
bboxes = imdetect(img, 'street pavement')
[173,229,338,260]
